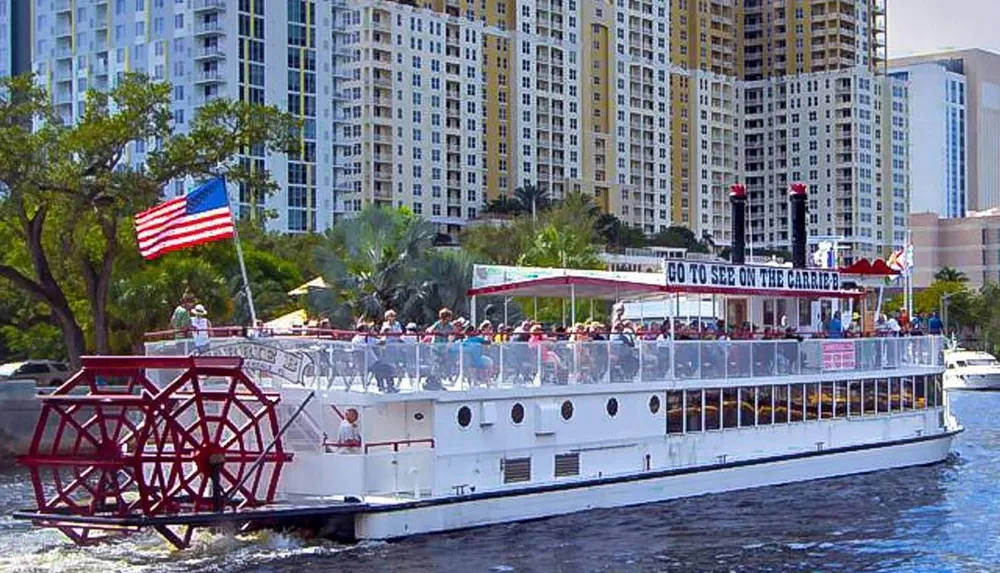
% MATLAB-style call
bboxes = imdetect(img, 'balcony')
[194,20,225,35]
[195,46,226,60]
[193,0,225,11]
[194,69,225,84]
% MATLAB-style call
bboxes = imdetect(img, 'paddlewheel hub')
[18,356,292,549]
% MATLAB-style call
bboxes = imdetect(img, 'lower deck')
[280,370,950,504]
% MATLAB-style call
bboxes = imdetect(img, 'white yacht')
[944,348,1000,390]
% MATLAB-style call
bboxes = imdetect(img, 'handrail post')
[415,342,421,391]
[498,343,504,386]
[537,342,543,386]
[605,339,612,384]
[638,339,644,382]
[670,339,676,382]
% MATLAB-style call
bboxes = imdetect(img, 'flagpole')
[232,222,258,327]
[224,179,258,327]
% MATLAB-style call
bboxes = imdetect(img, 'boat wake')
[0,523,375,573]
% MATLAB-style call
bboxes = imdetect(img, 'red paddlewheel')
[18,356,292,550]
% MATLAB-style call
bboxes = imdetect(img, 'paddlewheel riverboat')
[13,186,959,549]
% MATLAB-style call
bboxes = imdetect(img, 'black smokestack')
[730,183,747,265]
[790,182,808,269]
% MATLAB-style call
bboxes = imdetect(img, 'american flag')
[135,177,235,260]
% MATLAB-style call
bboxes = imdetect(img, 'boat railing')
[145,335,946,394]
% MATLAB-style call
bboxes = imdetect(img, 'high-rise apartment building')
[0,0,11,78]
[0,0,30,79]
[336,0,671,235]
[887,61,967,218]
[891,49,1000,212]
[29,0,351,233]
[668,0,906,262]
[22,0,905,253]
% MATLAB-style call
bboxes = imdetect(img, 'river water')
[0,392,997,573]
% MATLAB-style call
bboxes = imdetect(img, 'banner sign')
[472,264,663,290]
[821,341,857,371]
[664,260,842,295]
[198,341,311,385]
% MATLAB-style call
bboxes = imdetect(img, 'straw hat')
[192,304,207,316]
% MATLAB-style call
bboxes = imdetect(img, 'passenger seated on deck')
[337,408,362,454]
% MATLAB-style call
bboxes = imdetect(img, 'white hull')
[944,373,1000,391]
[354,431,956,539]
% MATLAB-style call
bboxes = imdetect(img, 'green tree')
[313,206,437,323]
[108,256,229,353]
[513,184,550,219]
[518,224,602,269]
[648,226,710,253]
[483,195,524,216]
[934,266,968,283]
[595,213,646,250]
[0,73,298,366]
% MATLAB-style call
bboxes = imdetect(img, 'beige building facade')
[911,210,1000,289]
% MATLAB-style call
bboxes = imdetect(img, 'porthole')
[649,395,661,414]
[561,400,574,421]
[606,397,619,417]
[413,412,425,421]
[511,403,525,424]
[457,405,472,428]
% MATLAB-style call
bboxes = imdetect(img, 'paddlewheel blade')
[18,356,292,550]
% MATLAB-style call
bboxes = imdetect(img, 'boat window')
[739,386,755,427]
[649,394,662,415]
[820,383,834,419]
[704,389,721,430]
[863,380,876,414]
[606,397,619,417]
[833,381,847,418]
[915,376,927,409]
[666,391,682,434]
[966,358,998,366]
[773,384,789,424]
[561,400,574,421]
[457,405,472,428]
[947,363,955,369]
[955,360,966,368]
[722,387,739,428]
[756,386,773,425]
[848,381,862,417]
[902,377,914,410]
[685,390,703,432]
[889,378,901,412]
[511,403,525,425]
[790,384,804,423]
[805,383,819,421]
[876,378,889,413]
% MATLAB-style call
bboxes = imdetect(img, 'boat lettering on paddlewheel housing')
[197,341,311,385]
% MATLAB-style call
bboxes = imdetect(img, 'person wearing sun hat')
[190,303,212,350]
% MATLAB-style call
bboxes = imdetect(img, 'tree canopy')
[0,73,298,366]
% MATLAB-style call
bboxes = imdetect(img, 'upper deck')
[145,333,946,394]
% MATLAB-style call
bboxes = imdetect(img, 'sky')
[887,0,1000,58]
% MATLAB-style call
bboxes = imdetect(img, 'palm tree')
[401,250,474,325]
[313,205,437,324]
[514,184,550,221]
[483,195,524,216]
[934,266,968,283]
